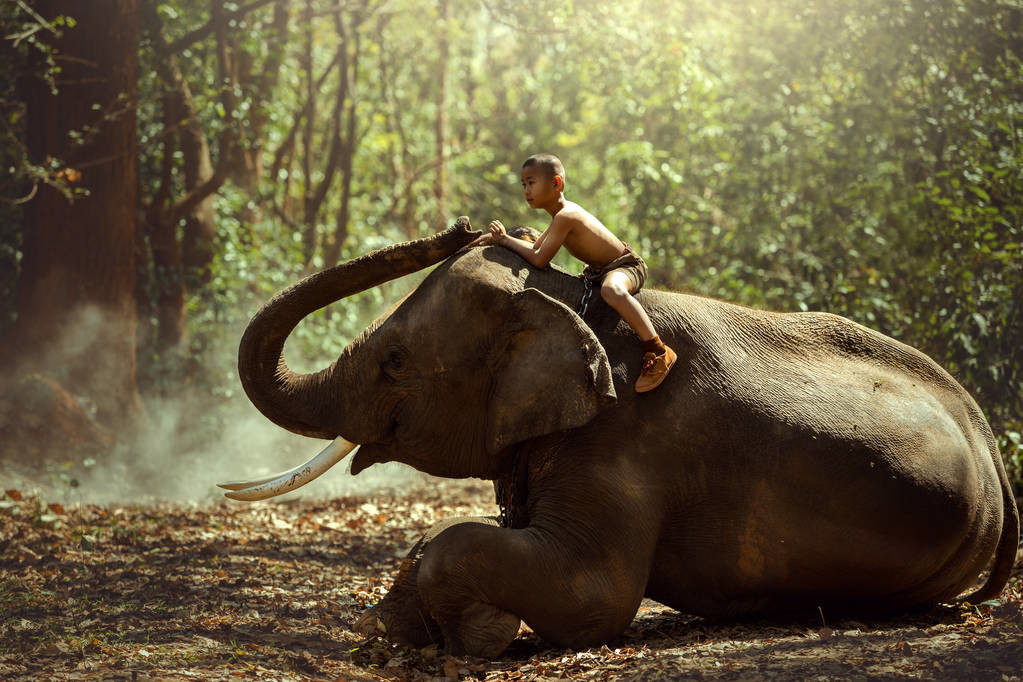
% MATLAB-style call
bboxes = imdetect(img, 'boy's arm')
[532,228,550,251]
[492,218,570,268]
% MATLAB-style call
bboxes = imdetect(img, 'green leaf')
[969,186,991,202]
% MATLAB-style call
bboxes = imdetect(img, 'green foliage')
[504,0,1023,442]
[2,0,1020,487]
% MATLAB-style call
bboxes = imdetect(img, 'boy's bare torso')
[547,201,626,270]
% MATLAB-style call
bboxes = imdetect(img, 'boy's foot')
[635,346,677,392]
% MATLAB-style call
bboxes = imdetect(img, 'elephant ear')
[487,288,616,453]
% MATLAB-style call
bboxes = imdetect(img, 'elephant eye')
[383,346,409,379]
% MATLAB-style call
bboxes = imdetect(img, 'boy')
[472,153,676,392]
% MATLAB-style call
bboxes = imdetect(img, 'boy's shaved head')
[522,153,565,183]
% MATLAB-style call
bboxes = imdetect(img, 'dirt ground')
[1,478,1021,681]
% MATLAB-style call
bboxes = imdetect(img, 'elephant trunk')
[237,217,480,439]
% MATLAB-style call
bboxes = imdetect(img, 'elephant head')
[221,219,615,499]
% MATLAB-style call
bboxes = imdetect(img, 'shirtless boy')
[472,153,676,392]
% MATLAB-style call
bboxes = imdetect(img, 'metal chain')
[495,478,510,528]
[495,451,521,528]
[578,276,594,317]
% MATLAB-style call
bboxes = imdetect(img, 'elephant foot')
[352,558,443,648]
[353,607,387,638]
[355,516,503,650]
[439,601,521,658]
[353,596,442,648]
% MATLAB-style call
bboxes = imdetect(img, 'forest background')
[0,0,1021,502]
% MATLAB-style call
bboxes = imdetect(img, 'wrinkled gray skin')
[238,219,1019,658]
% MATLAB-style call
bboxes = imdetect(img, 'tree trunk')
[231,0,289,193]
[323,10,363,266]
[15,0,142,430]
[179,108,217,292]
[138,0,239,363]
[434,0,450,229]
[300,0,318,262]
[148,88,187,354]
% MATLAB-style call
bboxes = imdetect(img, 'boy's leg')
[600,271,656,340]
[600,271,676,392]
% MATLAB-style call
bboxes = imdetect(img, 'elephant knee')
[417,527,520,657]
[415,517,500,602]
[416,541,448,600]
[417,526,479,614]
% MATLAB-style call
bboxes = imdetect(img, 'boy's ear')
[553,175,564,191]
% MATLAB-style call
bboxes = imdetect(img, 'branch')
[161,0,279,54]
[269,200,301,232]
[167,135,234,224]
[325,10,365,262]
[268,45,343,184]
[245,1,290,141]
[14,0,57,34]
[161,1,239,224]
[304,13,352,221]
[0,182,38,205]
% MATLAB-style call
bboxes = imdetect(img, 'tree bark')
[16,0,142,429]
[434,0,450,229]
[300,0,318,262]
[323,8,363,266]
[148,88,187,355]
[231,0,289,193]
[137,0,241,359]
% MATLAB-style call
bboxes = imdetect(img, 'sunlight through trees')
[1,0,1020,484]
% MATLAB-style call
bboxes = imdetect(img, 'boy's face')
[520,166,561,208]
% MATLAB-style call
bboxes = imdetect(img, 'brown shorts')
[580,244,648,294]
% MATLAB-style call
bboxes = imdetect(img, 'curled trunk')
[237,218,479,438]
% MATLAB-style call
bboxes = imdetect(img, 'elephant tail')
[959,436,1020,604]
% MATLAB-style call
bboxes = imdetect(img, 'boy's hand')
[468,220,509,248]
[488,220,508,243]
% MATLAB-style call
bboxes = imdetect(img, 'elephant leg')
[353,515,500,648]
[417,520,651,657]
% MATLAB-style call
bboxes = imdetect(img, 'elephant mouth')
[217,397,415,499]
[349,442,387,475]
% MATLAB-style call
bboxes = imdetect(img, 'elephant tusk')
[216,474,285,491]
[217,436,360,501]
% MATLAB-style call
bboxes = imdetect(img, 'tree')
[136,0,287,370]
[266,0,369,269]
[12,0,142,432]
[434,0,451,228]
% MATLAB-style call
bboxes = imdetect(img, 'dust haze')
[0,303,435,506]
[5,408,428,506]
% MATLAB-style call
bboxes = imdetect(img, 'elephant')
[221,217,1018,658]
